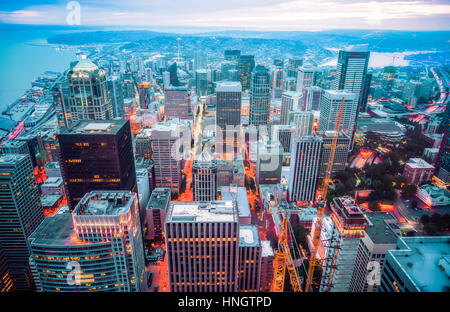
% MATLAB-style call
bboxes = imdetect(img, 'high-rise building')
[238,55,255,90]
[58,120,136,210]
[289,110,315,138]
[52,72,70,129]
[0,154,44,290]
[288,135,322,202]
[165,201,240,292]
[216,81,242,157]
[287,59,303,78]
[150,122,183,194]
[164,87,192,120]
[145,187,171,241]
[107,75,125,118]
[168,62,182,87]
[249,65,271,126]
[65,57,113,128]
[316,131,350,182]
[280,91,302,125]
[272,124,295,154]
[319,196,368,292]
[359,73,372,112]
[193,160,218,202]
[378,236,450,292]
[29,191,146,292]
[303,86,322,111]
[0,244,14,292]
[238,225,262,292]
[135,129,153,160]
[349,212,398,292]
[256,139,283,186]
[194,51,207,71]
[296,66,316,92]
[318,90,358,135]
[195,69,208,97]
[334,48,370,98]
[224,50,241,63]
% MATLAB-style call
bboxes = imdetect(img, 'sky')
[0,0,450,31]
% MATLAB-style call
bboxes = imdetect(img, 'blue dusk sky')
[0,0,449,31]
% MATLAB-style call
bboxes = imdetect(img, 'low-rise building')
[402,158,434,185]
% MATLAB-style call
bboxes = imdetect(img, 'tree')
[368,201,380,211]
[401,184,417,198]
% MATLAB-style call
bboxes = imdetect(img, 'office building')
[349,212,398,292]
[0,244,14,292]
[359,73,372,112]
[287,59,303,78]
[260,240,274,292]
[402,158,434,185]
[296,66,316,92]
[193,160,218,202]
[135,129,153,160]
[378,236,450,292]
[145,188,171,241]
[216,81,242,157]
[288,135,322,202]
[150,122,183,194]
[435,129,450,183]
[272,124,295,154]
[195,69,208,97]
[29,191,146,292]
[107,75,124,118]
[249,66,271,126]
[58,120,136,210]
[289,110,315,138]
[238,225,262,292]
[164,87,192,120]
[194,51,207,71]
[280,91,302,125]
[0,154,44,291]
[65,57,113,128]
[168,62,182,87]
[303,86,322,111]
[334,48,370,98]
[319,196,368,292]
[238,55,255,90]
[256,139,283,186]
[224,50,240,63]
[221,185,251,225]
[316,131,350,182]
[318,90,358,135]
[165,201,240,292]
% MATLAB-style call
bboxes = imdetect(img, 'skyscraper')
[296,66,316,92]
[289,110,315,138]
[29,191,146,292]
[168,62,182,87]
[256,139,283,186]
[287,59,303,79]
[58,120,136,210]
[435,128,450,183]
[0,154,44,290]
[359,73,372,112]
[65,57,113,128]
[238,55,255,91]
[318,90,358,135]
[164,87,192,120]
[150,122,183,194]
[224,50,241,63]
[195,70,208,97]
[194,51,207,71]
[334,48,370,97]
[107,75,125,118]
[249,65,271,126]
[288,135,322,202]
[0,244,14,292]
[303,86,322,111]
[193,160,218,202]
[165,201,240,292]
[316,131,350,182]
[280,91,302,125]
[319,196,368,292]
[216,81,242,157]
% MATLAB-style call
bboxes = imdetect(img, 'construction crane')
[271,192,303,292]
[304,96,345,292]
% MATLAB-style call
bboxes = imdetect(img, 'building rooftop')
[282,91,302,98]
[364,212,398,245]
[61,120,127,135]
[146,188,171,210]
[167,201,238,223]
[215,81,242,92]
[388,236,450,292]
[221,185,250,219]
[42,177,63,187]
[40,194,62,207]
[73,191,135,216]
[406,158,434,170]
[72,57,99,72]
[239,225,261,248]
[0,154,27,166]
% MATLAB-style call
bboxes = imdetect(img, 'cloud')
[0,0,449,30]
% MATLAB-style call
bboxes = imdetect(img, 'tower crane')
[304,96,346,292]
[271,192,303,292]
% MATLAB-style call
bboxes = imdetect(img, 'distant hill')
[47,29,450,53]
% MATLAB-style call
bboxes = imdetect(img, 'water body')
[0,25,84,112]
